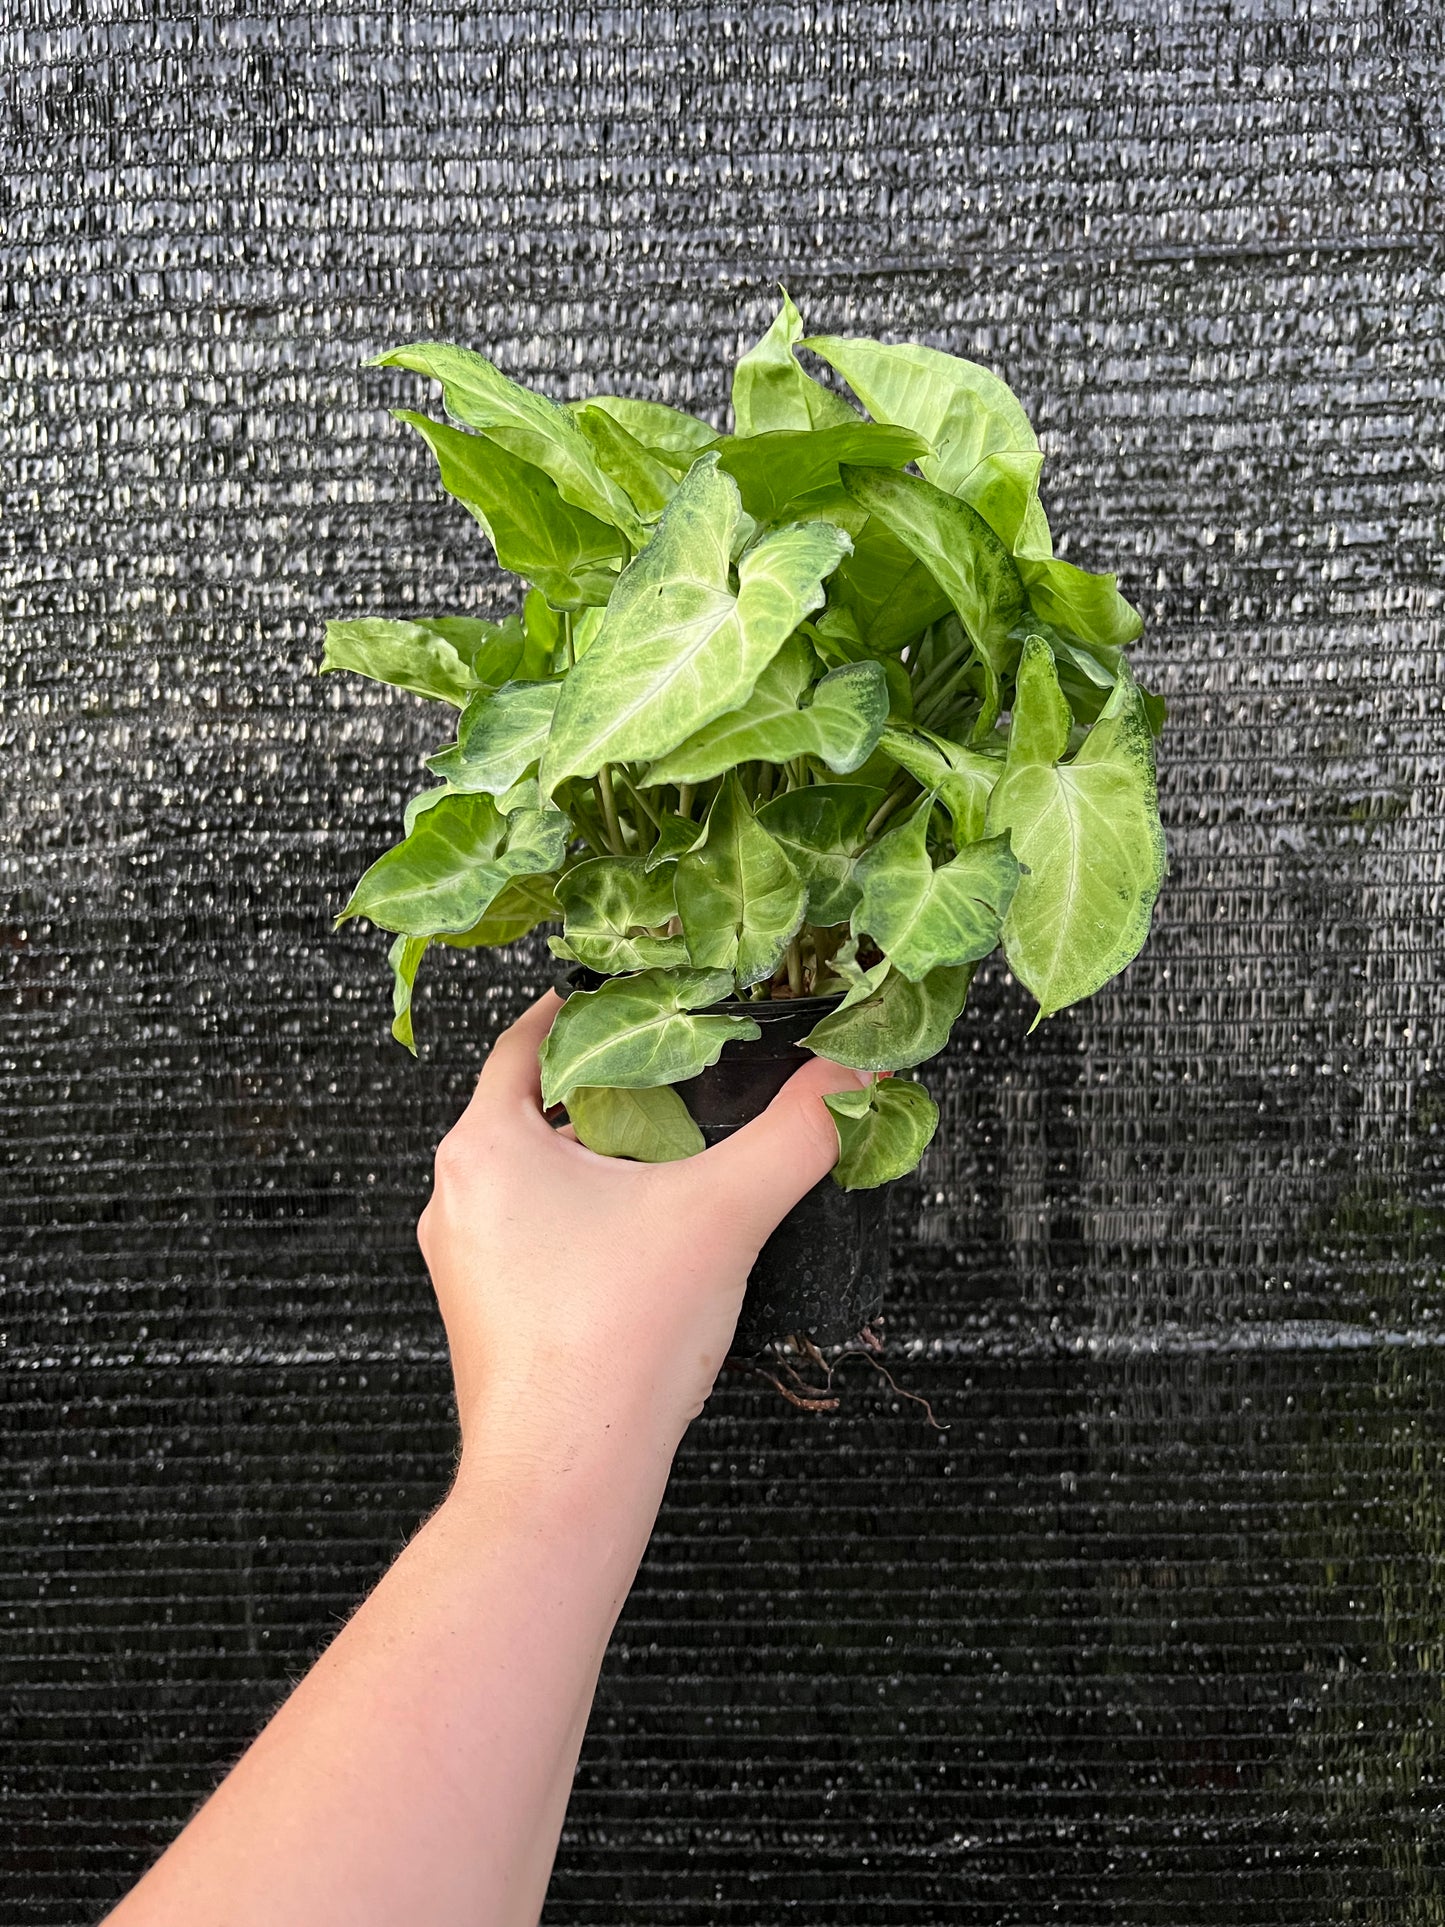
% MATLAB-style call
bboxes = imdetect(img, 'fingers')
[687,1055,870,1238]
[468,989,563,1115]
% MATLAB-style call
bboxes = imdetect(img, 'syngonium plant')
[325,294,1167,1189]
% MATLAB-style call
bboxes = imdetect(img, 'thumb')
[691,1056,871,1242]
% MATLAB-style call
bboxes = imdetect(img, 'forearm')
[106,1416,678,1927]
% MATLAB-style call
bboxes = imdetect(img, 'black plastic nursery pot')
[555,969,889,1353]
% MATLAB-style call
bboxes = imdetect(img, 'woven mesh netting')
[4,5,1445,1922]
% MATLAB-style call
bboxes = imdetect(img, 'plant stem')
[561,611,576,670]
[785,935,804,998]
[569,793,611,855]
[677,783,694,820]
[917,655,977,730]
[910,643,962,708]
[865,781,914,839]
[756,763,776,805]
[596,763,625,854]
[623,777,662,833]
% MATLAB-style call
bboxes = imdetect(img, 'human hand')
[418,990,868,1478]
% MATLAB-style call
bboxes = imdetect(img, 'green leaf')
[643,812,707,871]
[426,680,561,795]
[539,967,759,1108]
[715,423,930,525]
[823,1077,940,1188]
[388,935,429,1054]
[732,290,858,436]
[403,785,450,835]
[801,962,973,1070]
[565,1082,705,1162]
[826,518,954,657]
[520,590,563,676]
[1020,555,1144,650]
[878,725,1003,845]
[339,791,570,938]
[812,612,913,720]
[539,454,850,792]
[818,934,892,1011]
[985,637,1166,1021]
[553,857,689,972]
[675,773,807,988]
[320,616,523,708]
[756,782,886,925]
[644,640,889,787]
[377,341,645,540]
[573,404,678,518]
[397,410,624,611]
[804,334,1038,492]
[842,467,1025,736]
[439,872,561,949]
[852,801,1019,982]
[956,450,1053,560]
[568,394,718,470]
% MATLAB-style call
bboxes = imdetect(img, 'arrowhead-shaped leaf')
[427,681,561,795]
[539,968,759,1108]
[823,935,894,1012]
[564,1083,705,1162]
[842,467,1025,735]
[439,872,561,949]
[756,782,886,925]
[985,637,1166,1020]
[878,725,1004,845]
[645,639,888,787]
[1020,555,1144,650]
[715,422,930,525]
[827,516,954,656]
[321,616,525,707]
[377,341,645,540]
[566,394,719,472]
[800,962,974,1070]
[539,455,850,792]
[553,857,690,973]
[644,812,708,871]
[573,405,678,519]
[732,291,859,435]
[675,773,807,988]
[956,450,1053,560]
[397,410,624,611]
[804,335,1039,490]
[339,791,570,937]
[824,1077,940,1188]
[852,801,1019,981]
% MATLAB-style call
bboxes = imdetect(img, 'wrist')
[448,1377,682,1541]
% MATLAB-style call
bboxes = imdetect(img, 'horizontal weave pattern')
[3,3,1444,1921]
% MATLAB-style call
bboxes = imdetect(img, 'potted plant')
[323,293,1166,1355]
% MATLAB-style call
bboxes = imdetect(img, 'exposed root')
[725,1320,946,1430]
[830,1348,949,1432]
[725,1360,840,1412]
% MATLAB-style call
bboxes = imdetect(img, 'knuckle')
[432,1128,473,1191]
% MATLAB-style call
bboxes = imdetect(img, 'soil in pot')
[556,968,889,1353]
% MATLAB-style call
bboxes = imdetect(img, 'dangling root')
[725,1321,947,1430]
[830,1348,948,1432]
[736,1365,840,1413]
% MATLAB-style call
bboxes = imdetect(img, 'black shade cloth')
[4,5,1445,1921]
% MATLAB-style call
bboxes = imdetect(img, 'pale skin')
[105,990,868,1927]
